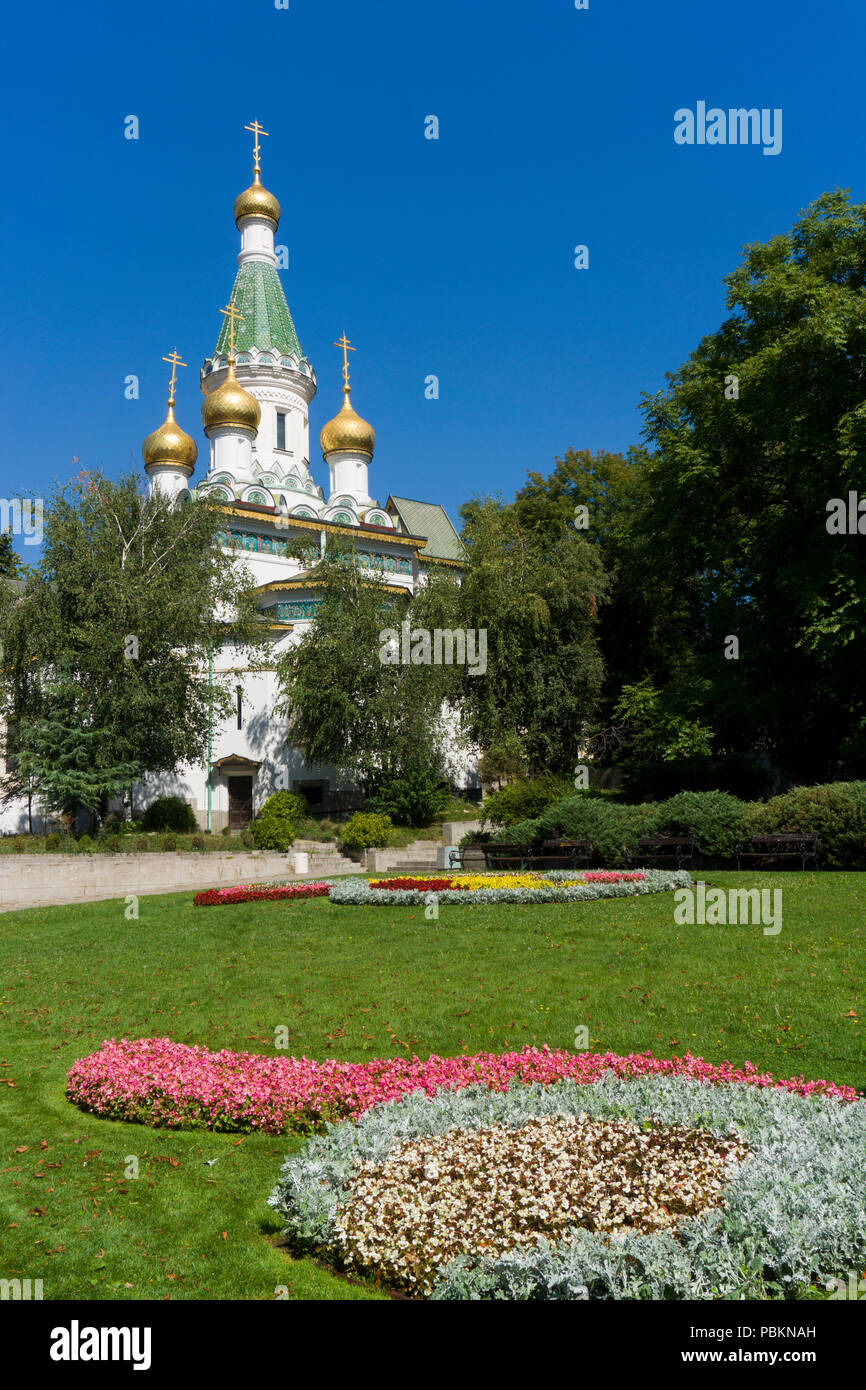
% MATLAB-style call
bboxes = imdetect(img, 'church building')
[138,123,469,829]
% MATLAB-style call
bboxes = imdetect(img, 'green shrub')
[341,812,393,851]
[655,790,747,860]
[746,782,866,869]
[191,833,206,851]
[493,798,660,867]
[107,835,122,854]
[161,833,177,852]
[135,836,149,852]
[250,791,304,852]
[492,779,866,868]
[45,832,62,851]
[221,825,232,837]
[141,797,197,834]
[368,765,449,826]
[482,774,573,828]
[460,828,491,848]
[77,834,95,854]
[250,819,294,851]
[503,790,744,864]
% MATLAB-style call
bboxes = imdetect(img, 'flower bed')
[269,1073,866,1299]
[326,1114,750,1295]
[193,882,332,906]
[330,867,689,906]
[369,871,645,892]
[65,1039,858,1136]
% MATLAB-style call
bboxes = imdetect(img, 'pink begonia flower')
[65,1040,860,1135]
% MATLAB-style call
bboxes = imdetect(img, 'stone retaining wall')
[0,849,355,913]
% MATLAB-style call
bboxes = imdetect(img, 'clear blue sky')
[2,0,865,557]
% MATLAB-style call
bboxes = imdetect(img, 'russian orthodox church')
[138,124,470,829]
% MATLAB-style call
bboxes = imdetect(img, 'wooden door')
[228,776,253,829]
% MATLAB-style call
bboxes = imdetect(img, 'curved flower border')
[65,1040,858,1136]
[329,867,691,907]
[368,871,645,892]
[193,882,331,907]
[268,1074,866,1300]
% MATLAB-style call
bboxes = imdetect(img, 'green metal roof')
[386,496,464,562]
[214,261,305,361]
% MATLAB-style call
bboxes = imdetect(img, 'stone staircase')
[364,839,442,874]
[292,840,362,877]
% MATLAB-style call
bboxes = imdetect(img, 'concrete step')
[307,855,359,875]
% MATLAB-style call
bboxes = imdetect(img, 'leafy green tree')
[638,190,866,780]
[275,541,463,811]
[0,471,265,822]
[6,675,142,826]
[0,530,23,579]
[455,497,608,773]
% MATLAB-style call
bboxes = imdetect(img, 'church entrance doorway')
[228,776,253,829]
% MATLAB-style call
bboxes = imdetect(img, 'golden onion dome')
[142,404,197,473]
[201,362,261,435]
[320,390,376,459]
[233,171,281,228]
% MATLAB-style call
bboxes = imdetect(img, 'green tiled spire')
[214,262,305,361]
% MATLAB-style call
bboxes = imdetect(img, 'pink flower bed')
[193,883,331,906]
[582,871,645,883]
[65,1039,859,1136]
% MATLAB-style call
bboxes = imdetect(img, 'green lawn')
[0,872,862,1300]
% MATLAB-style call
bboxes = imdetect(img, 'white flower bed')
[268,1074,866,1299]
[328,868,692,907]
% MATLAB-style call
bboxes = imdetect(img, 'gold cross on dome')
[161,348,187,406]
[244,119,269,174]
[334,332,356,392]
[220,302,245,360]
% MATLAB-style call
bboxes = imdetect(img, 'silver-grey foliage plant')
[328,868,692,907]
[268,1074,866,1299]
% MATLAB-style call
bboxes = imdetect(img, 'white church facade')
[133,124,472,830]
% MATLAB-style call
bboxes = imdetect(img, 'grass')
[0,871,862,1300]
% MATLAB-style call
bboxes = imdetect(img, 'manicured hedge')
[492,782,866,869]
[746,782,866,870]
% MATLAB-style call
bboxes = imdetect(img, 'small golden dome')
[233,171,281,228]
[320,390,376,459]
[201,362,261,435]
[142,404,197,473]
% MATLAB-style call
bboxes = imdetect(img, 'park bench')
[482,843,538,870]
[629,834,696,870]
[534,838,593,869]
[480,839,593,872]
[444,843,486,871]
[735,833,818,870]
